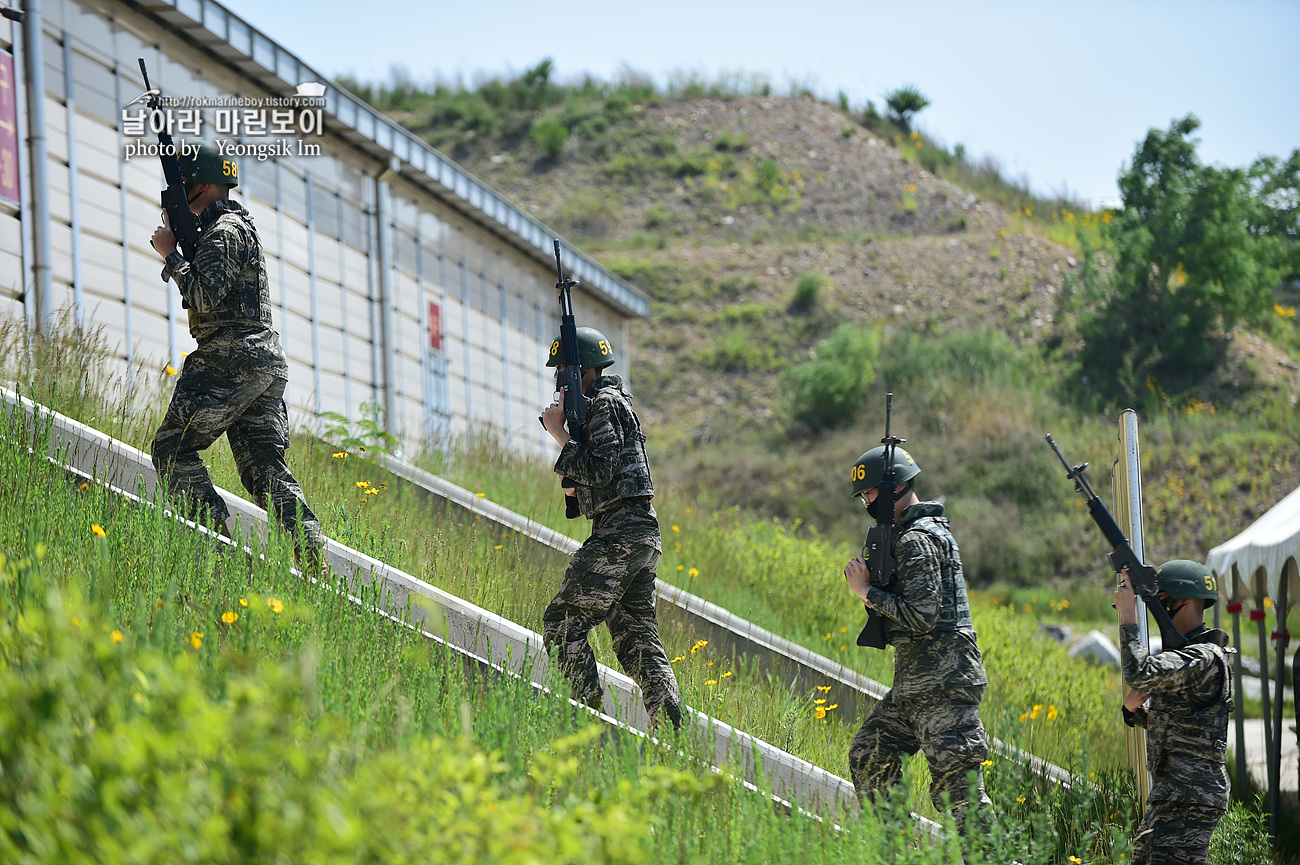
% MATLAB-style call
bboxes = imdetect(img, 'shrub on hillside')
[531,116,570,158]
[883,85,930,134]
[784,323,880,430]
[789,271,826,312]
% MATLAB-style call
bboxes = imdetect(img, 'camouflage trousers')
[151,364,323,550]
[849,685,992,831]
[542,539,682,729]
[1131,801,1224,865]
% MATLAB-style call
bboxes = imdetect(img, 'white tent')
[1206,483,1300,838]
[1208,483,1300,603]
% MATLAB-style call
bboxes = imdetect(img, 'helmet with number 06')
[177,141,240,188]
[546,326,617,370]
[1154,559,1219,607]
[849,445,921,498]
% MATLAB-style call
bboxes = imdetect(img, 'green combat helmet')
[850,445,921,498]
[177,141,239,188]
[546,326,616,371]
[1154,559,1219,608]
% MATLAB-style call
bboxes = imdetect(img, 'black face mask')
[865,495,886,521]
[1161,597,1184,617]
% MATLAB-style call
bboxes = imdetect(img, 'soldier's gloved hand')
[844,555,872,604]
[151,210,178,258]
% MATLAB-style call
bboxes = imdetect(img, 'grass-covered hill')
[355,65,1300,593]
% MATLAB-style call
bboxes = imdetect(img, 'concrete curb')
[375,451,1077,789]
[3,385,914,822]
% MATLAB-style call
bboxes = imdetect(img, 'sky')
[220,0,1299,206]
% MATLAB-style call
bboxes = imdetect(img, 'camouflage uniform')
[152,200,323,549]
[1121,622,1231,865]
[543,374,681,728]
[848,501,992,828]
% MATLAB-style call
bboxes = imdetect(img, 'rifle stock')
[1044,434,1188,651]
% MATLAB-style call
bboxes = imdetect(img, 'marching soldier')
[539,327,682,730]
[842,445,992,831]
[1117,560,1231,865]
[149,141,324,557]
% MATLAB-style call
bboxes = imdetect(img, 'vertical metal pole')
[61,38,82,327]
[335,191,352,414]
[1255,569,1275,790]
[273,160,290,410]
[1228,587,1248,799]
[21,0,52,336]
[374,159,397,438]
[1269,577,1289,837]
[459,255,472,427]
[1115,409,1152,810]
[498,277,512,438]
[304,171,322,416]
[113,62,134,372]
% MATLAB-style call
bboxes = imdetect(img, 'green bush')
[531,116,570,158]
[883,85,931,133]
[790,271,827,312]
[784,323,880,430]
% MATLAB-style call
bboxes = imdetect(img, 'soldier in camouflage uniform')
[149,141,323,552]
[539,327,682,730]
[842,445,992,831]
[1117,559,1231,865]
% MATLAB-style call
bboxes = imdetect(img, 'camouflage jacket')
[865,501,988,700]
[554,375,659,549]
[1121,623,1231,808]
[162,200,287,375]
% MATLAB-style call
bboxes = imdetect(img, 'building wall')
[0,0,633,458]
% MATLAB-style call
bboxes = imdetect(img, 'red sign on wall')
[0,51,19,205]
[428,301,442,351]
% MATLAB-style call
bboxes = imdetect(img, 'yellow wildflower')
[1047,705,1059,720]
[982,759,993,766]
[165,364,178,376]
[840,627,847,633]
[190,631,204,649]
[331,452,347,459]
[813,707,827,719]
[676,565,684,571]
[672,525,679,533]
[1017,795,1026,804]
[816,685,832,693]
[688,568,699,577]
[814,698,826,705]
[365,488,379,495]
[494,544,503,550]
[111,630,124,644]
[1069,857,1082,864]
[1018,712,1028,723]
[91,524,106,538]
[221,611,238,624]
[78,482,88,491]
[239,598,248,607]
[705,679,717,686]
[721,671,733,678]
[707,660,714,666]
[670,655,685,663]
[356,481,370,489]
[475,492,486,498]
[827,703,838,710]
[824,633,832,640]
[267,597,284,614]
[1030,704,1042,720]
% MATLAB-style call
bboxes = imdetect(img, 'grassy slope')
[374,82,1300,596]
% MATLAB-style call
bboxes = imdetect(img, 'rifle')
[137,58,200,263]
[1044,434,1188,650]
[551,240,589,519]
[857,393,904,650]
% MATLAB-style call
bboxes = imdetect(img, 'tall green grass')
[0,311,1281,863]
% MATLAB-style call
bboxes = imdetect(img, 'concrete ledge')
[375,451,1077,789]
[3,386,896,819]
